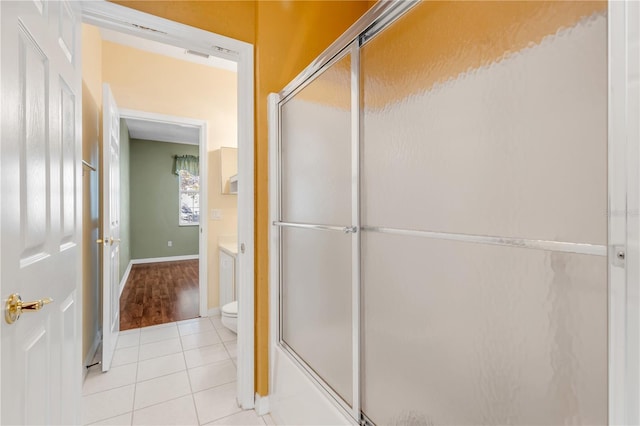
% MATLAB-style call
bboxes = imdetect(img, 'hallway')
[82,316,268,425]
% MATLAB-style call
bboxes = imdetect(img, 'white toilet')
[221,301,238,333]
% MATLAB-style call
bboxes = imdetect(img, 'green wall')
[130,139,199,259]
[119,119,131,280]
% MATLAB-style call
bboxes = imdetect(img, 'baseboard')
[119,261,132,298]
[255,393,270,416]
[131,254,199,265]
[207,307,221,317]
[83,330,102,380]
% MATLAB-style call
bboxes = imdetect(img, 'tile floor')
[82,316,274,426]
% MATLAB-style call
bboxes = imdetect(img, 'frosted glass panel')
[281,53,351,226]
[361,231,607,425]
[361,3,607,245]
[281,227,352,405]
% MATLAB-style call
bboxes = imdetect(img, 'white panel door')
[0,0,82,424]
[101,84,121,372]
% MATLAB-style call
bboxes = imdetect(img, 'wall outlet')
[168,241,173,247]
[210,209,222,221]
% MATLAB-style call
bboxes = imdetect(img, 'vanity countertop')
[219,241,238,256]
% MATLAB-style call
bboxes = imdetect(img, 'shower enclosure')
[270,1,636,424]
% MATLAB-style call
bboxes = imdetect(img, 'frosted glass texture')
[361,3,607,245]
[361,232,607,425]
[281,227,352,405]
[280,53,352,226]
[360,2,608,424]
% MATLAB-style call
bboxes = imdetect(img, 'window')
[178,169,200,226]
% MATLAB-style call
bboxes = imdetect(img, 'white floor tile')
[134,371,191,410]
[181,330,221,351]
[111,346,139,368]
[82,384,134,425]
[205,410,266,426]
[88,412,132,426]
[137,352,186,382]
[138,338,182,361]
[193,382,241,424]
[262,414,276,426]
[131,395,198,425]
[116,333,140,350]
[183,343,230,369]
[179,318,215,336]
[140,325,179,344]
[188,359,236,393]
[209,316,225,330]
[120,328,141,336]
[215,327,237,343]
[223,341,237,360]
[139,322,177,331]
[178,317,204,325]
[83,363,137,396]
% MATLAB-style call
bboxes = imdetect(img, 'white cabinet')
[219,249,236,307]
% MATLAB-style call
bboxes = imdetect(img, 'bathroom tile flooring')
[82,316,274,425]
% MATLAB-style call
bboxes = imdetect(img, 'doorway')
[81,0,256,413]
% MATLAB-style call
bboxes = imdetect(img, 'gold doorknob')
[96,237,120,245]
[5,293,53,324]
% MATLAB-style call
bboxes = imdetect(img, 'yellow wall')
[81,24,103,363]
[102,41,238,151]
[112,0,373,396]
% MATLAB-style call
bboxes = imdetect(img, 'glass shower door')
[359,2,608,425]
[277,49,357,411]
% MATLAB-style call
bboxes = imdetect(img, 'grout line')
[205,409,260,426]
[178,327,203,426]
[84,411,133,426]
[82,380,137,397]
[129,393,196,420]
[130,333,140,426]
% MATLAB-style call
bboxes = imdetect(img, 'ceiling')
[124,118,200,145]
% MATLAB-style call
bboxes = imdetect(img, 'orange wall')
[112,0,256,44]
[254,1,371,395]
[112,0,372,396]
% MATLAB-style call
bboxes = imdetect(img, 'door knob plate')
[5,293,53,324]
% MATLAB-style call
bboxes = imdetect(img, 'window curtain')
[174,155,199,176]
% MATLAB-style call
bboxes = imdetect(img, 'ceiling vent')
[185,49,210,59]
[126,23,167,35]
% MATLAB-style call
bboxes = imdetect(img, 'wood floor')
[120,259,199,331]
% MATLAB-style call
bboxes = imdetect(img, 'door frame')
[268,0,640,424]
[81,1,256,409]
[609,1,640,424]
[118,109,209,317]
